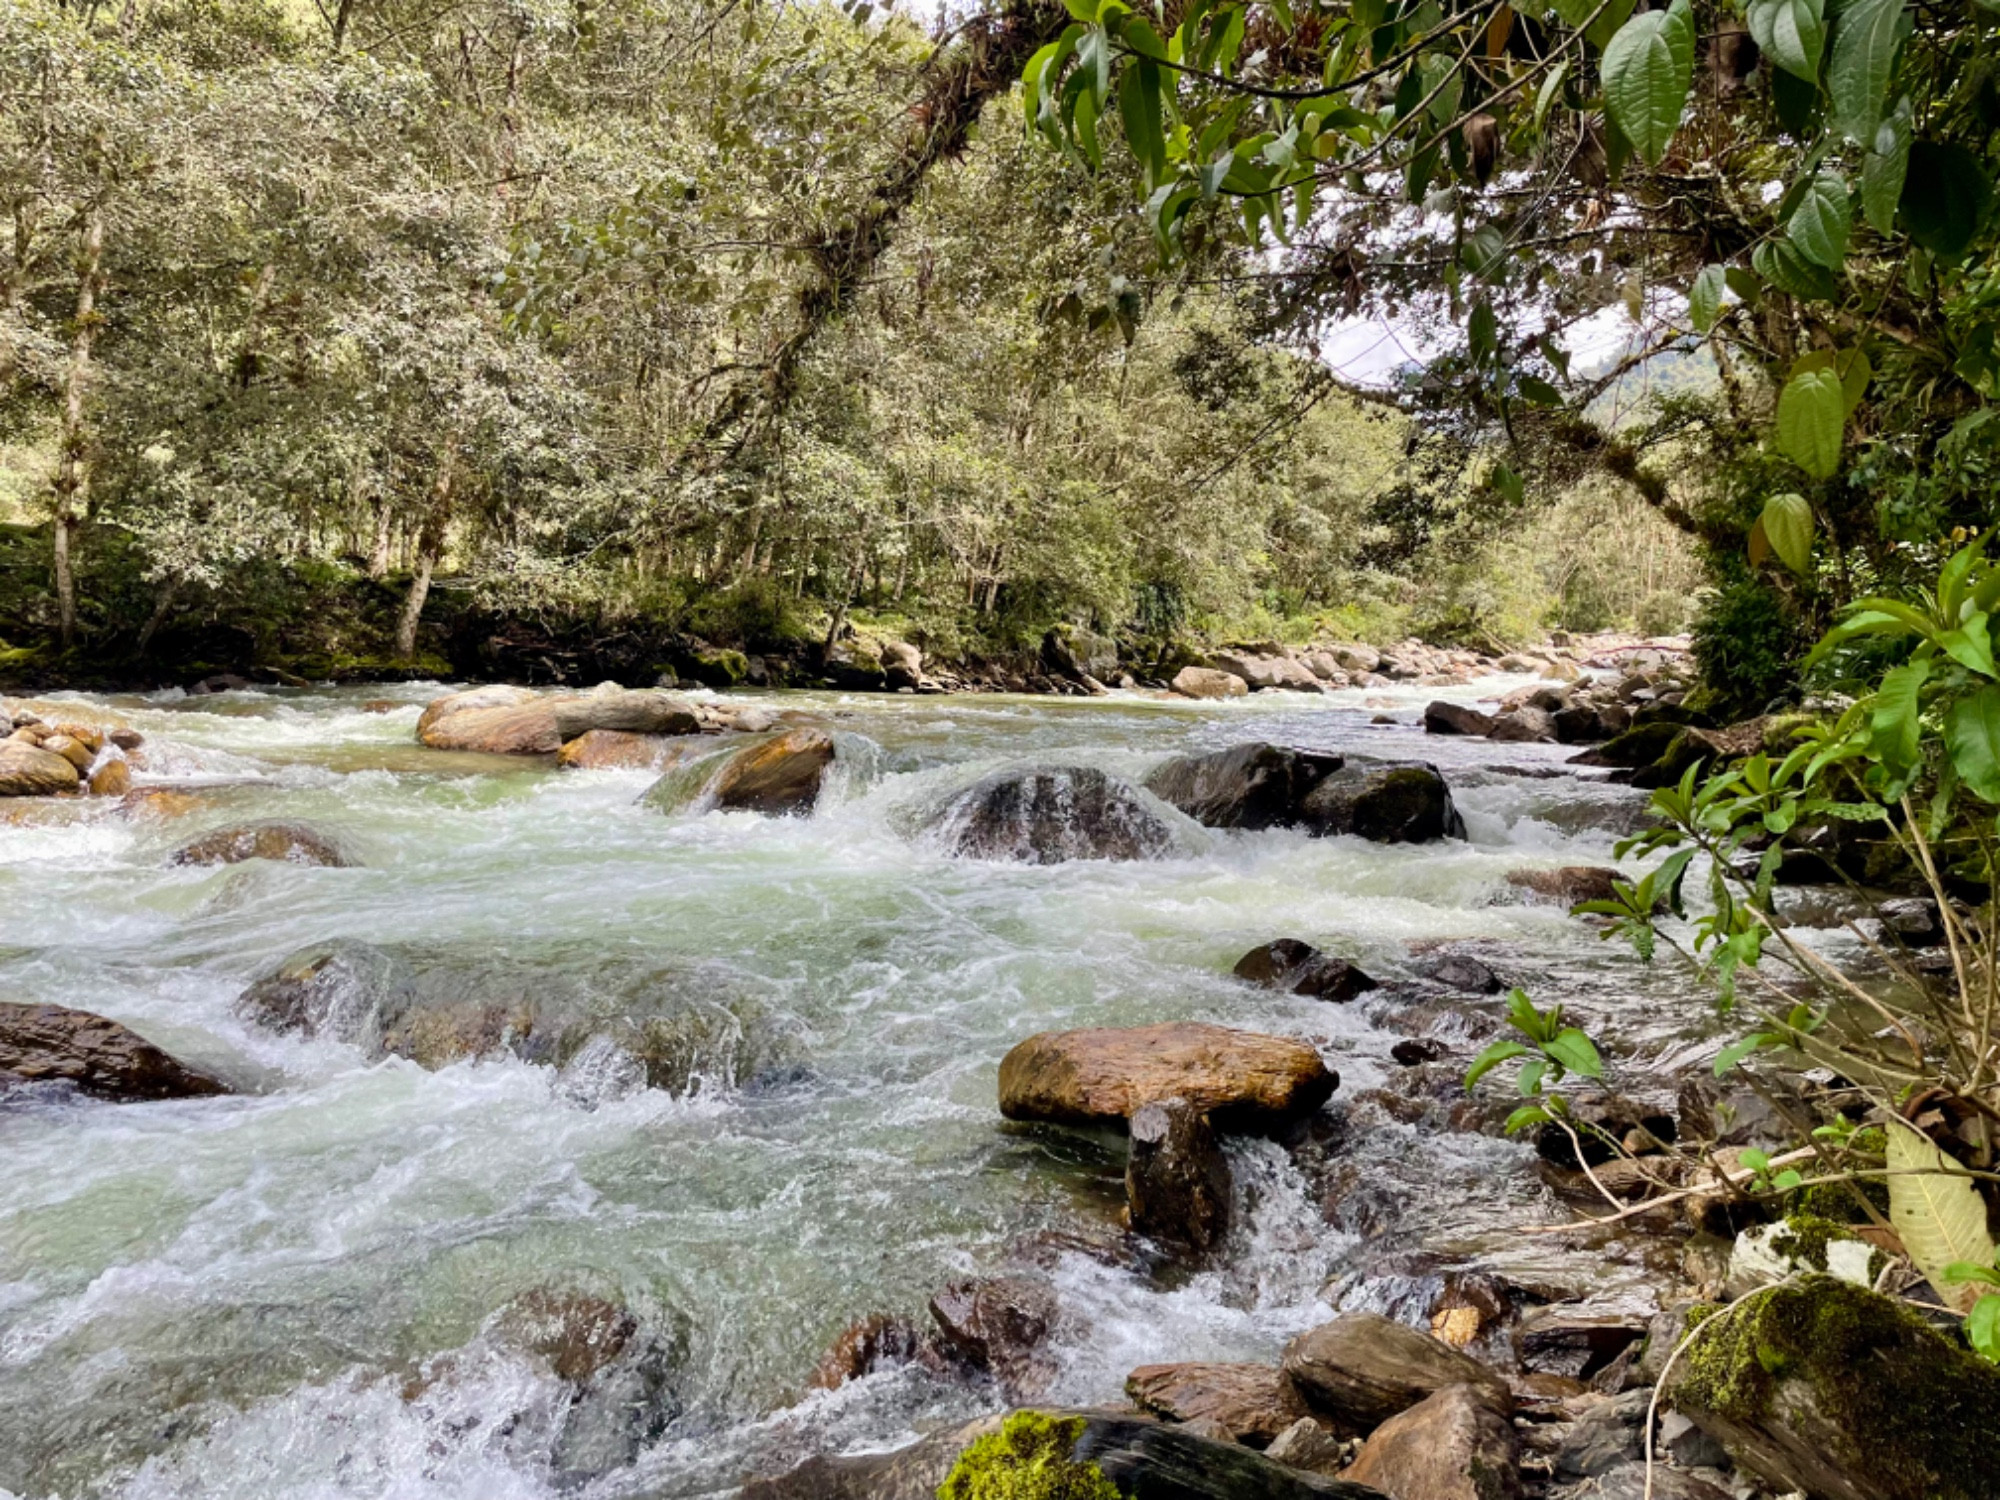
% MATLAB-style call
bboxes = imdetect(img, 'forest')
[0,0,1707,695]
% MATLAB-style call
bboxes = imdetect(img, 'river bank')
[0,666,1958,1500]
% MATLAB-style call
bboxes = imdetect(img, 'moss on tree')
[937,1412,1123,1500]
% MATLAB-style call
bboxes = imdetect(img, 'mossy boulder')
[1669,1276,2000,1500]
[685,647,749,687]
[941,1412,1121,1500]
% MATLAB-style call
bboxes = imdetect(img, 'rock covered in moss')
[1669,1275,2000,1500]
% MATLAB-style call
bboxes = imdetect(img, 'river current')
[0,676,1762,1498]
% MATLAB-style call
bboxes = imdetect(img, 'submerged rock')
[928,1275,1058,1398]
[929,765,1177,863]
[1301,765,1467,843]
[235,940,792,1097]
[806,1313,931,1392]
[1342,1384,1520,1500]
[1503,866,1621,906]
[1125,1361,1311,1446]
[1144,743,1346,830]
[1282,1313,1510,1434]
[0,742,81,797]
[169,821,353,868]
[1413,953,1503,994]
[556,729,699,771]
[1126,1097,1231,1252]
[1234,939,1379,1002]
[999,1022,1336,1131]
[0,1001,229,1102]
[1669,1276,2000,1500]
[641,729,837,816]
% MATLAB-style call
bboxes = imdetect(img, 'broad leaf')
[1902,141,1991,259]
[1870,658,1931,775]
[1787,173,1851,269]
[1544,1028,1603,1078]
[1862,98,1912,235]
[1713,1033,1770,1076]
[1946,686,2000,801]
[1465,1039,1528,1089]
[1688,264,1726,332]
[1888,1120,1997,1313]
[1753,239,1839,302]
[1970,1295,2000,1363]
[1602,0,1695,168]
[1117,61,1166,185]
[1760,493,1815,574]
[1828,0,1908,144]
[1776,368,1844,478]
[1749,0,1826,79]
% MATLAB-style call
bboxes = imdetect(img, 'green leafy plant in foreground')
[1465,989,1603,1136]
[1572,533,2000,1357]
[937,1412,1124,1500]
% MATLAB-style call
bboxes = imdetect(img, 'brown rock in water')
[1125,1362,1310,1446]
[1172,665,1250,700]
[807,1314,929,1391]
[999,1022,1336,1131]
[1504,866,1621,906]
[928,1275,1058,1396]
[1126,1097,1231,1252]
[1302,765,1467,843]
[1266,1416,1354,1474]
[0,742,81,797]
[120,786,205,821]
[87,757,132,797]
[0,1001,229,1102]
[1283,1313,1510,1434]
[416,685,553,752]
[1233,939,1378,1002]
[707,729,835,815]
[169,821,352,868]
[1422,702,1494,737]
[108,728,144,751]
[1340,1384,1521,1500]
[40,734,94,771]
[492,1289,637,1384]
[557,730,697,772]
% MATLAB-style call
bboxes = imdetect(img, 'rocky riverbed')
[0,656,1962,1500]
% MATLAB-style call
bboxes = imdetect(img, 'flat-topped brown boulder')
[1126,1361,1312,1446]
[0,1001,229,1102]
[1283,1313,1511,1435]
[0,741,81,797]
[556,730,701,772]
[169,821,353,868]
[1341,1384,1521,1500]
[417,684,701,755]
[999,1022,1336,1131]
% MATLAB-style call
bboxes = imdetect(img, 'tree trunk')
[136,575,179,656]
[394,467,451,661]
[51,202,103,651]
[367,499,394,579]
[331,0,358,51]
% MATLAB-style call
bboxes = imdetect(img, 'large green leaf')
[1902,141,1991,259]
[1748,0,1825,80]
[1862,100,1912,235]
[1792,348,1871,414]
[1602,0,1694,167]
[1760,493,1815,575]
[1776,367,1845,478]
[1117,60,1166,186]
[1688,264,1726,333]
[1889,1120,1997,1314]
[1870,658,1931,775]
[1828,0,1908,144]
[1752,239,1839,302]
[1946,686,2000,801]
[1787,173,1851,269]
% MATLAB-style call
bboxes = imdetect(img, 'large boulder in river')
[642,729,836,816]
[169,821,352,868]
[741,1409,1386,1500]
[0,741,81,796]
[1171,665,1250,700]
[417,684,700,754]
[1668,1277,2000,1500]
[1282,1313,1511,1434]
[1144,743,1346,830]
[928,1275,1059,1398]
[236,940,794,1098]
[999,1022,1335,1131]
[1423,702,1494,737]
[1341,1384,1521,1500]
[0,1001,229,1101]
[930,765,1176,863]
[1302,764,1467,843]
[1126,1362,1312,1446]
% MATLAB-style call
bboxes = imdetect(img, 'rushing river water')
[0,676,1767,1499]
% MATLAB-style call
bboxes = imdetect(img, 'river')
[0,676,1755,1499]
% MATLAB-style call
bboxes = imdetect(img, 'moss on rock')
[1672,1276,2000,1500]
[938,1412,1123,1500]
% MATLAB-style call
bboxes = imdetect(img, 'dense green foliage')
[0,0,1697,683]
[938,1413,1123,1500]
